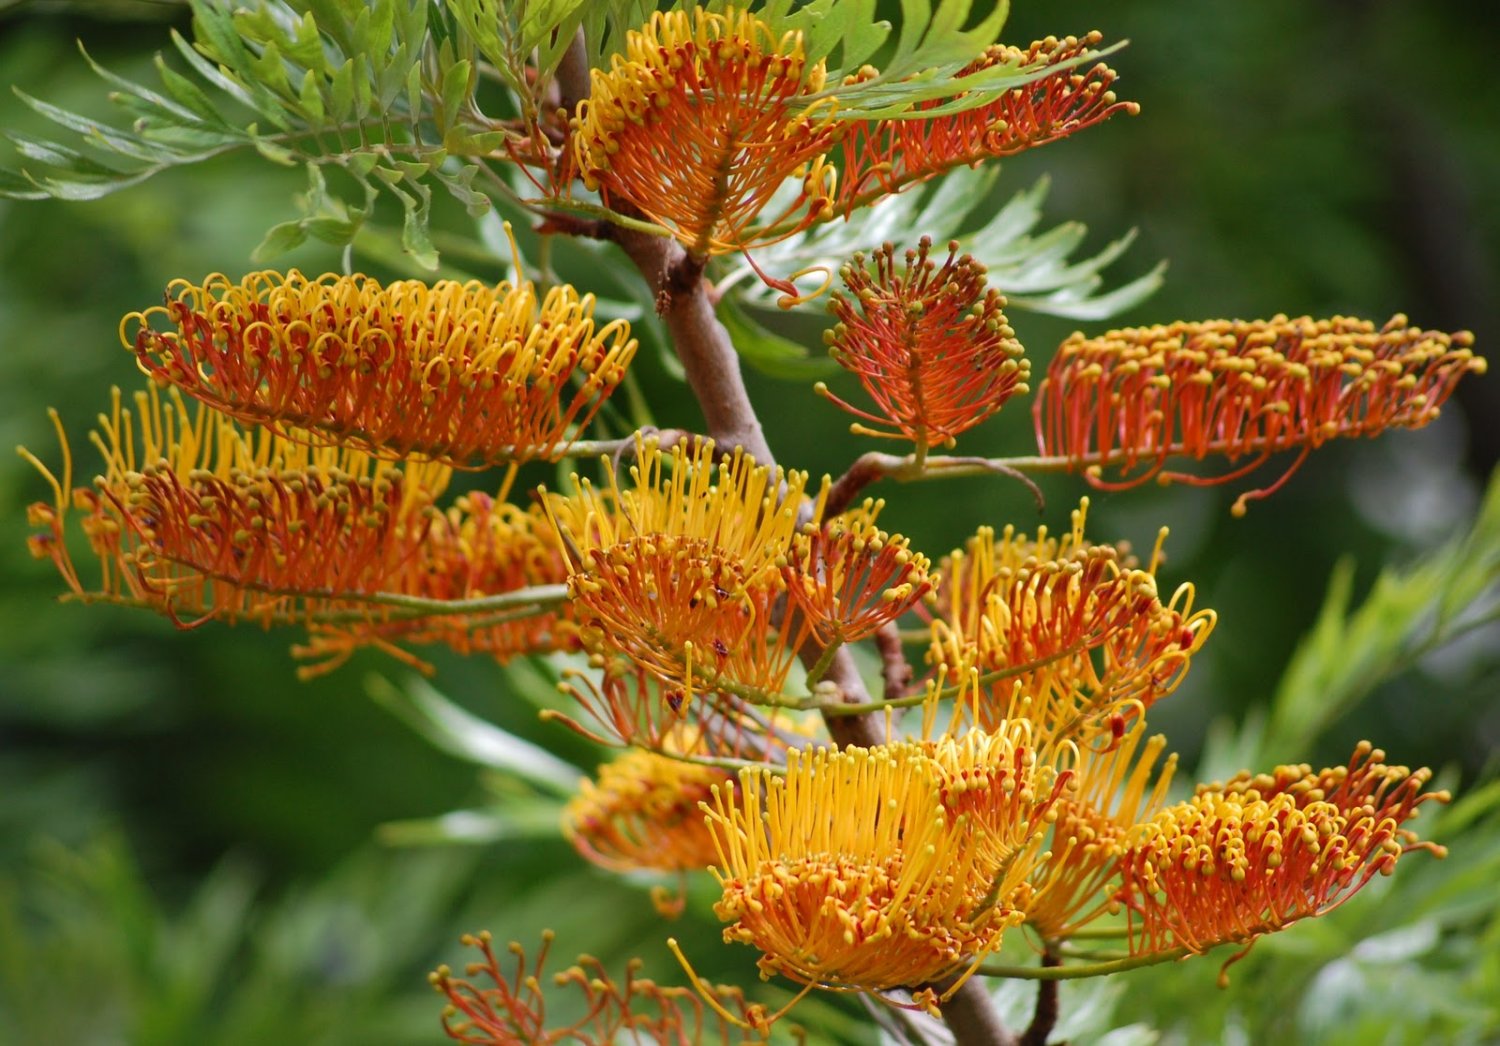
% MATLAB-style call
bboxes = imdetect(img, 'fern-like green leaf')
[720,164,1161,322]
[1262,467,1500,759]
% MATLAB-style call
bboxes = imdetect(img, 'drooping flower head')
[839,32,1136,210]
[1034,314,1486,514]
[572,7,841,257]
[432,930,772,1044]
[703,740,1039,998]
[547,439,822,703]
[125,269,636,468]
[781,498,935,645]
[563,733,733,877]
[23,385,449,625]
[817,238,1028,447]
[927,499,1214,745]
[1115,742,1448,974]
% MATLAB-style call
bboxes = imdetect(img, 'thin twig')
[1020,948,1061,1046]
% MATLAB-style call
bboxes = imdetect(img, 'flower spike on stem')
[124,266,637,469]
[1034,313,1486,514]
[819,238,1029,447]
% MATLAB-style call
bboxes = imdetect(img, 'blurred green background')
[0,1,1496,1042]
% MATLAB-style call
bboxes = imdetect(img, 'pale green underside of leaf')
[721,163,1164,323]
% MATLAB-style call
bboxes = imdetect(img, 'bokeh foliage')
[1,1,1496,1042]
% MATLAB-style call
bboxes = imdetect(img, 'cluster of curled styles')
[839,32,1138,209]
[570,10,1132,274]
[572,6,840,257]
[817,238,1029,447]
[124,268,636,468]
[925,498,1215,745]
[1035,313,1487,515]
[432,930,780,1045]
[22,384,573,675]
[1114,742,1450,981]
[546,438,821,708]
[697,730,1069,1012]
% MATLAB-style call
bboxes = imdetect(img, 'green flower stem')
[803,637,845,689]
[980,947,1191,981]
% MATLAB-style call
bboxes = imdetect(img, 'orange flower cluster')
[782,501,934,645]
[433,931,775,1045]
[23,387,572,672]
[927,500,1214,742]
[818,238,1028,446]
[1034,314,1487,514]
[563,736,734,878]
[125,270,636,467]
[839,33,1136,209]
[572,7,840,256]
[1114,742,1449,967]
[294,492,578,676]
[703,736,1066,1000]
[1024,725,1177,938]
[548,441,814,704]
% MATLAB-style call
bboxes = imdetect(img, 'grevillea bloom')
[1115,742,1448,970]
[23,385,449,625]
[703,741,1031,997]
[1024,725,1176,938]
[432,930,771,1044]
[125,270,636,467]
[563,735,732,876]
[1034,314,1487,514]
[546,440,820,702]
[839,33,1136,210]
[782,500,934,645]
[817,238,1028,446]
[571,7,840,257]
[293,493,577,677]
[921,723,1073,890]
[550,660,806,761]
[927,500,1214,744]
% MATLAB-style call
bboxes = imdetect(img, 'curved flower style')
[564,737,732,877]
[817,238,1028,446]
[927,500,1214,744]
[547,440,819,702]
[551,659,810,763]
[782,500,935,645]
[23,385,450,624]
[1115,742,1448,971]
[433,931,771,1044]
[703,741,1033,998]
[1024,725,1177,938]
[923,724,1073,888]
[572,7,841,257]
[293,493,577,676]
[125,270,636,467]
[1034,314,1487,514]
[839,33,1136,210]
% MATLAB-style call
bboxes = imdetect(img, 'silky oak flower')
[23,384,449,625]
[546,439,819,703]
[572,6,841,257]
[927,499,1214,745]
[838,33,1136,211]
[1114,742,1448,974]
[703,741,1034,999]
[125,269,636,468]
[1034,314,1486,515]
[817,238,1028,448]
[433,930,773,1045]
